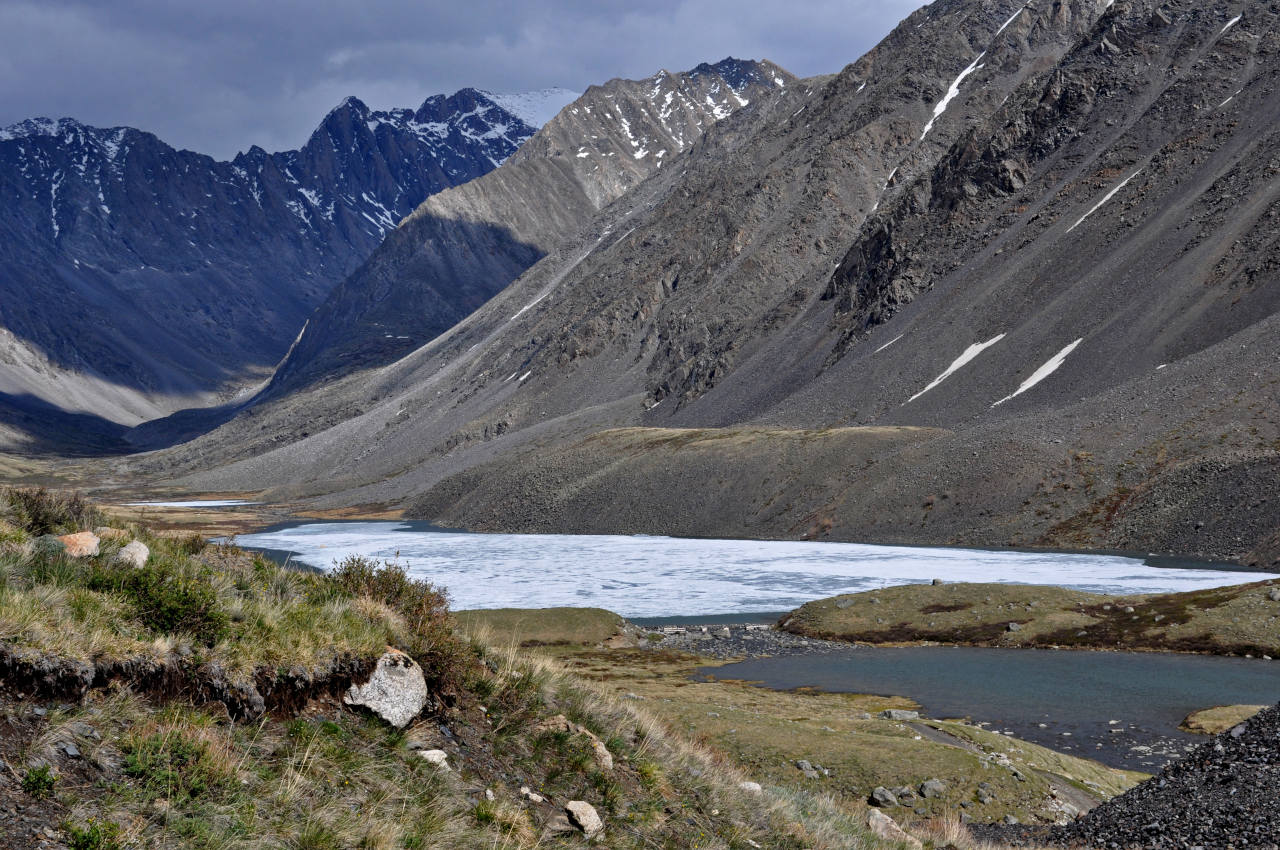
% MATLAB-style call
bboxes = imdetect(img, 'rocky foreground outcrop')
[978,702,1280,848]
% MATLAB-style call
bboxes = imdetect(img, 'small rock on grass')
[738,781,763,794]
[57,531,99,557]
[565,800,603,837]
[870,786,899,807]
[420,750,450,770]
[344,647,428,728]
[920,778,948,798]
[867,809,922,849]
[114,540,149,568]
[880,709,920,721]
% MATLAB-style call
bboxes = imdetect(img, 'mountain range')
[0,86,576,450]
[5,0,1277,567]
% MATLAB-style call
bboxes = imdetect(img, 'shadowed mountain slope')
[0,89,552,449]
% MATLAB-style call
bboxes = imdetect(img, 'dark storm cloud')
[0,0,925,160]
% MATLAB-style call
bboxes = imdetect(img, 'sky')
[0,0,925,161]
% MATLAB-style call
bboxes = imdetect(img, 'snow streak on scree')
[229,522,1278,617]
[992,338,1083,406]
[907,334,1005,403]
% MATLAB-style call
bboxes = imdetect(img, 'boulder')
[344,648,428,728]
[1267,588,1280,602]
[57,531,99,557]
[870,786,899,807]
[114,541,149,568]
[738,781,763,794]
[867,809,922,849]
[879,709,920,721]
[1006,622,1023,632]
[795,759,819,779]
[565,800,603,837]
[920,778,948,798]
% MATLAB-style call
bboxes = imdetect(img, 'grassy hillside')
[780,581,1280,656]
[455,607,625,647]
[0,489,914,849]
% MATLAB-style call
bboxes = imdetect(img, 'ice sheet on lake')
[230,522,1277,618]
[126,500,258,507]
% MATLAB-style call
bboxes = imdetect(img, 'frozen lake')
[230,521,1277,617]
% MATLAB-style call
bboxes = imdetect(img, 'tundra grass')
[782,581,1280,657]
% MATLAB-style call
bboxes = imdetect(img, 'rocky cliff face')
[132,1,1280,563]
[262,58,793,395]
[0,89,551,448]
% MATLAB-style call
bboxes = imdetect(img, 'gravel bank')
[975,702,1280,848]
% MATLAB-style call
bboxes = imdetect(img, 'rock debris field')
[978,702,1280,848]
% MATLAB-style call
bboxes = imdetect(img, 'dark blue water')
[703,647,1280,769]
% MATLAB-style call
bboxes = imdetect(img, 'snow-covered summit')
[479,87,580,128]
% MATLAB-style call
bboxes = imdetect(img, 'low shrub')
[330,556,473,694]
[65,818,122,850]
[4,488,101,536]
[22,764,56,798]
[88,558,229,645]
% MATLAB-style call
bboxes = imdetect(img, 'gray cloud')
[0,0,925,160]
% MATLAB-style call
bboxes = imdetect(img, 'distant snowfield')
[231,522,1277,617]
[481,88,580,127]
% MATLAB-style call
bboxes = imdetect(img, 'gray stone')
[420,749,450,770]
[919,778,948,798]
[1267,588,1280,602]
[565,801,603,837]
[795,759,819,779]
[520,785,545,803]
[879,709,920,721]
[344,648,428,728]
[114,541,149,568]
[1007,622,1023,632]
[870,786,899,807]
[738,781,763,794]
[867,809,922,849]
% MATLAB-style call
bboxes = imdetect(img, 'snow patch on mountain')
[481,88,580,128]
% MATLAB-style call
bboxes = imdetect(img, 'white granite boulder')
[344,648,428,728]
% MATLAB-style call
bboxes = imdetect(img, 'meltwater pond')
[231,520,1276,618]
[704,647,1280,770]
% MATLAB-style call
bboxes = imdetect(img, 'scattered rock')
[565,801,603,837]
[343,648,428,728]
[1006,622,1023,632]
[1268,588,1280,602]
[114,540,149,568]
[56,531,100,558]
[738,781,763,794]
[419,749,450,770]
[867,809,923,849]
[795,759,820,779]
[870,786,899,807]
[919,778,948,798]
[520,785,545,803]
[879,709,920,721]
[535,714,613,770]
